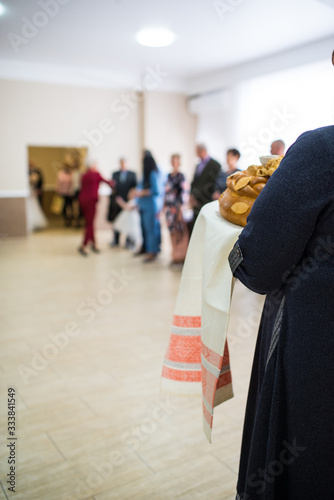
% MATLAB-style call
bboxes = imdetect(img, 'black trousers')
[62,195,74,223]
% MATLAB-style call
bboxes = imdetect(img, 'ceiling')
[0,0,334,91]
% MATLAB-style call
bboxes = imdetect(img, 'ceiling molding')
[0,59,187,93]
[186,36,334,96]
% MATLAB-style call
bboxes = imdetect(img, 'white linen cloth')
[161,200,264,441]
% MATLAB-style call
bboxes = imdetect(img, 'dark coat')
[190,158,221,217]
[229,125,334,499]
[107,170,137,222]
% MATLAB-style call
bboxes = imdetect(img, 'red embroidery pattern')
[161,366,201,382]
[217,371,232,390]
[201,343,222,369]
[202,366,218,407]
[202,340,232,409]
[173,315,201,328]
[162,315,232,434]
[166,334,202,364]
[202,401,213,427]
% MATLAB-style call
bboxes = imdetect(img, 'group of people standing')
[107,151,162,262]
[77,137,286,262]
[106,150,187,264]
[30,140,283,263]
[78,144,245,263]
[27,156,83,232]
[77,150,189,263]
[28,140,283,261]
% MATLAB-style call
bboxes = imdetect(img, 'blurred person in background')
[28,160,44,207]
[27,162,48,232]
[78,161,114,256]
[58,150,83,228]
[270,139,285,155]
[163,154,188,266]
[189,143,221,232]
[131,150,161,262]
[56,164,74,227]
[108,158,137,248]
[213,148,241,200]
[72,165,82,228]
[112,189,143,253]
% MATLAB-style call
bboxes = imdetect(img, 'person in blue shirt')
[132,150,161,262]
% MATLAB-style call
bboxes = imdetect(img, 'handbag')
[50,194,64,215]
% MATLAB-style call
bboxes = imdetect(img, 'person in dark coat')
[108,158,137,247]
[228,123,334,499]
[189,143,221,230]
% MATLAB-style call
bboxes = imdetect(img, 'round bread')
[218,157,283,226]
[219,171,268,226]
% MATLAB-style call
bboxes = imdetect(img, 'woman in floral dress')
[164,154,188,265]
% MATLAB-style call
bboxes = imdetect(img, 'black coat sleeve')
[228,128,334,294]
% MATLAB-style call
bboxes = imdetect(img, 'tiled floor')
[0,227,262,500]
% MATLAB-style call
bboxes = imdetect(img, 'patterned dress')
[164,172,185,233]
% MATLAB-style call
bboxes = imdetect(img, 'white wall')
[0,79,197,235]
[143,92,197,181]
[189,86,243,168]
[0,79,142,195]
[0,81,197,194]
[237,59,334,166]
[189,59,334,170]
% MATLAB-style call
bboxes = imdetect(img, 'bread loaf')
[219,157,283,226]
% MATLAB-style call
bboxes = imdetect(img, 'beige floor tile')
[0,228,256,499]
[0,483,9,499]
[0,431,64,477]
[95,455,236,500]
[47,415,143,461]
[62,451,152,499]
[4,460,97,500]
[9,397,94,436]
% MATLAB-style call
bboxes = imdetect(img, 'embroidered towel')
[161,200,243,442]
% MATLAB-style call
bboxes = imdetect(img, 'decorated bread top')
[219,156,283,227]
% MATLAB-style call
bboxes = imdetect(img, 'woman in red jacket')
[78,162,114,256]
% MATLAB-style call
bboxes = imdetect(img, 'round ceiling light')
[136,28,175,48]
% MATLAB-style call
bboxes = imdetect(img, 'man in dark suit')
[108,158,137,246]
[189,143,221,228]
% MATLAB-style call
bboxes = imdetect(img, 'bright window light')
[136,29,175,48]
[0,3,5,16]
